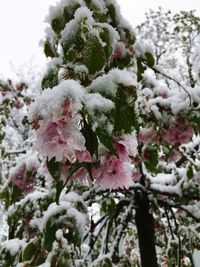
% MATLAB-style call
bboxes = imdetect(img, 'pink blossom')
[76,150,92,163]
[139,127,155,144]
[93,155,133,189]
[72,168,88,183]
[11,163,37,194]
[62,99,74,117]
[114,132,138,161]
[132,171,141,182]
[60,162,88,183]
[33,96,88,163]
[163,120,194,145]
[37,118,85,162]
[91,134,138,189]
[110,42,126,62]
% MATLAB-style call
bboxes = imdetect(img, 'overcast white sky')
[0,0,199,80]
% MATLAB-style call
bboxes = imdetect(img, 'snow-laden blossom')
[110,42,126,62]
[93,155,133,189]
[29,81,91,162]
[163,120,194,145]
[37,117,86,162]
[117,133,138,157]
[10,154,40,194]
[93,133,138,189]
[139,126,155,144]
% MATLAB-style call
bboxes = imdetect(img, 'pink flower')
[93,155,133,189]
[132,171,141,182]
[11,160,38,194]
[92,136,137,189]
[139,127,155,144]
[33,96,89,163]
[76,150,92,163]
[163,120,194,145]
[60,162,89,183]
[110,42,126,63]
[37,118,85,162]
[117,133,138,158]
[72,168,88,183]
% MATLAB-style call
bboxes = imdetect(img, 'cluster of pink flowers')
[10,156,40,194]
[92,134,138,189]
[163,119,194,145]
[110,42,126,63]
[34,98,91,163]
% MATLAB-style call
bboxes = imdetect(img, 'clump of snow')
[45,0,86,23]
[1,238,25,256]
[61,7,95,44]
[74,64,89,74]
[84,93,114,116]
[91,0,107,14]
[61,191,84,204]
[8,190,49,219]
[134,40,154,56]
[42,200,87,234]
[96,22,119,48]
[29,80,84,121]
[88,69,135,96]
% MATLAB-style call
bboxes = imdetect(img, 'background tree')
[136,8,200,88]
[0,1,200,267]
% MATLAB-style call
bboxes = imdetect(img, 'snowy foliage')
[0,1,200,267]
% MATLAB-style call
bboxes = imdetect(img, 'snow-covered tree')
[0,1,200,267]
[136,8,200,88]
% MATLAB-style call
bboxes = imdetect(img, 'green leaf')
[11,185,22,204]
[51,17,65,35]
[0,250,16,267]
[100,27,113,59]
[187,166,193,180]
[107,4,117,28]
[137,58,145,82]
[55,180,64,204]
[47,157,61,180]
[96,128,117,156]
[145,52,155,67]
[42,68,59,89]
[101,198,116,217]
[145,146,158,173]
[83,35,106,74]
[44,218,58,251]
[44,40,57,58]
[23,242,37,261]
[81,118,98,156]
[113,87,138,134]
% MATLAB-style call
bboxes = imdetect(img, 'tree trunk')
[135,191,158,267]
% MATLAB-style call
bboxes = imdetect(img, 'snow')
[150,173,177,185]
[45,0,86,23]
[61,7,95,44]
[193,250,200,267]
[8,190,49,219]
[41,198,87,234]
[181,203,200,220]
[61,191,85,204]
[96,22,119,48]
[29,79,85,121]
[84,93,115,116]
[9,152,40,179]
[1,238,25,256]
[74,64,89,74]
[135,40,154,56]
[88,69,135,97]
[91,0,107,14]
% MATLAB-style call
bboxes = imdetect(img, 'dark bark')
[135,191,158,267]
